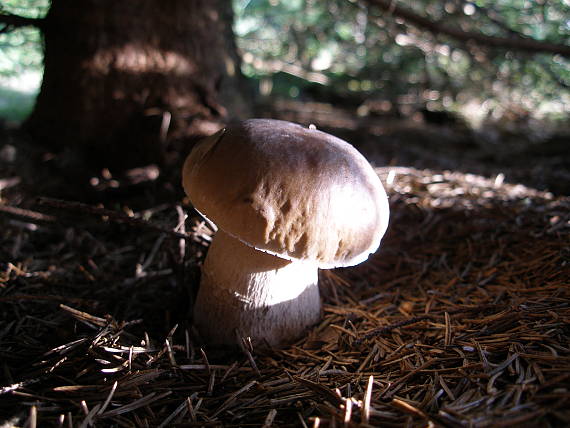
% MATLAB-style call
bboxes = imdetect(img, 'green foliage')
[0,0,48,122]
[234,0,570,118]
[0,26,43,77]
[0,85,36,122]
[0,0,48,77]
[1,0,49,16]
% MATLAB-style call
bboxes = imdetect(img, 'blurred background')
[0,0,568,197]
[235,0,569,123]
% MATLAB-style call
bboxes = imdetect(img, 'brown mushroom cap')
[183,119,389,268]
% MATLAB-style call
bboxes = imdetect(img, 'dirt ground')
[1,110,569,427]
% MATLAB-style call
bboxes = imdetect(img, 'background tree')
[1,0,250,177]
[1,0,568,180]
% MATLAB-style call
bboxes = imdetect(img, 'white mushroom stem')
[194,230,321,347]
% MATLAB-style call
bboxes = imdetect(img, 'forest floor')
[0,106,569,427]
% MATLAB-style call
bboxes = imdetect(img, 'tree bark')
[25,0,250,173]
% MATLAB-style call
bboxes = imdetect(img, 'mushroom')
[182,119,389,347]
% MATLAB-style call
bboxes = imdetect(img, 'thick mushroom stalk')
[183,119,390,347]
[194,230,321,347]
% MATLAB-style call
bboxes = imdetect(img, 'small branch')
[0,11,44,33]
[458,0,522,37]
[0,203,56,223]
[36,197,190,240]
[363,0,570,57]
[242,55,329,85]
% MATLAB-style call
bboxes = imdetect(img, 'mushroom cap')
[182,119,389,268]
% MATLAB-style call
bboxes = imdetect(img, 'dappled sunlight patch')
[378,166,554,209]
[92,46,196,76]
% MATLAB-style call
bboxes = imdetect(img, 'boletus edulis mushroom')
[182,119,389,347]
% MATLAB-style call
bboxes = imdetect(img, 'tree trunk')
[26,0,249,174]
